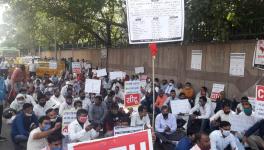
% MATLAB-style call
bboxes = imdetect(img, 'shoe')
[0,136,8,142]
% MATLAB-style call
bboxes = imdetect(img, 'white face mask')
[169,83,173,86]
[222,130,231,137]
[17,100,25,104]
[50,118,57,122]
[25,113,32,117]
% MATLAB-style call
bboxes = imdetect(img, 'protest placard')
[210,84,225,101]
[229,114,257,132]
[124,81,141,107]
[135,67,144,74]
[229,53,246,77]
[72,62,81,74]
[68,130,153,150]
[62,110,77,136]
[170,99,191,115]
[255,85,264,118]
[85,79,101,94]
[114,126,144,136]
[96,68,107,77]
[109,71,126,80]
[125,81,141,94]
[191,50,202,70]
[49,61,57,69]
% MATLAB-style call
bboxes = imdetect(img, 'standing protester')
[28,59,37,77]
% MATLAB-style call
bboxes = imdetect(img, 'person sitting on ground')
[59,94,74,116]
[68,109,100,142]
[41,133,63,150]
[88,95,108,125]
[155,90,168,111]
[49,88,65,105]
[27,116,61,150]
[214,91,227,113]
[164,80,176,96]
[190,132,211,150]
[11,103,38,150]
[104,91,115,110]
[46,108,62,134]
[194,86,210,106]
[33,92,51,118]
[163,90,178,107]
[236,96,249,114]
[130,105,151,129]
[73,100,82,111]
[176,128,196,150]
[182,82,195,100]
[10,94,31,112]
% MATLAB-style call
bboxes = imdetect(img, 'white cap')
[16,94,25,99]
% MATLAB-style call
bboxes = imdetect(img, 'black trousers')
[0,104,3,135]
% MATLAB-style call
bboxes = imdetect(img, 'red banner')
[69,130,153,150]
[125,93,141,107]
[256,85,264,101]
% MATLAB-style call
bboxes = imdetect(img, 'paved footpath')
[0,120,15,150]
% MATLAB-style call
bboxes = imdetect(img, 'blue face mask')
[52,147,62,150]
[42,124,51,131]
[244,108,252,116]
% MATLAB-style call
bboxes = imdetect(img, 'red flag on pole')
[149,43,158,57]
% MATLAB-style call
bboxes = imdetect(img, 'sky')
[0,4,8,44]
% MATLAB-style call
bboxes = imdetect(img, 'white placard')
[85,79,101,94]
[126,0,184,44]
[254,40,264,65]
[72,62,81,74]
[114,126,144,136]
[229,114,257,132]
[135,67,145,74]
[170,99,191,115]
[210,84,225,101]
[229,53,245,77]
[96,68,107,77]
[49,61,57,69]
[109,71,126,80]
[125,81,141,94]
[191,50,202,70]
[62,110,77,135]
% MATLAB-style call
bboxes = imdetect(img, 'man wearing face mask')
[10,94,31,112]
[210,121,238,150]
[59,95,74,116]
[33,92,51,118]
[11,103,39,150]
[75,90,91,111]
[50,88,65,105]
[68,109,99,142]
[19,87,37,106]
[45,91,60,110]
[239,102,255,117]
[46,109,62,128]
[42,133,63,150]
[164,80,176,96]
[155,105,177,150]
[74,100,83,111]
[27,116,61,150]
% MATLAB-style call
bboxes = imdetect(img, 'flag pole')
[152,56,155,127]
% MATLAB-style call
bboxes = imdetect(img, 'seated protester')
[243,119,264,150]
[214,92,227,113]
[190,132,210,150]
[210,121,239,150]
[155,105,177,150]
[155,90,168,110]
[194,86,210,106]
[59,94,74,116]
[163,90,178,106]
[41,133,63,150]
[11,103,38,150]
[68,109,100,142]
[164,80,176,96]
[130,105,151,128]
[33,92,51,118]
[46,109,62,134]
[236,96,249,114]
[189,96,213,132]
[178,92,187,99]
[104,91,115,110]
[160,79,168,92]
[50,88,65,105]
[20,87,37,106]
[27,116,61,150]
[75,90,91,110]
[182,82,195,100]
[210,101,235,129]
[103,103,125,137]
[239,102,255,117]
[114,86,124,103]
[176,128,196,150]
[60,81,73,97]
[45,91,60,109]
[10,94,31,112]
[73,100,82,111]
[141,89,155,113]
[89,96,108,125]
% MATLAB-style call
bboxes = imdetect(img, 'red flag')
[149,43,158,57]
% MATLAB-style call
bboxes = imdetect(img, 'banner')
[229,114,257,132]
[229,53,245,77]
[49,61,57,69]
[255,85,264,118]
[72,62,81,74]
[68,130,153,150]
[114,126,144,136]
[210,84,225,101]
[135,67,145,74]
[126,0,184,44]
[170,99,191,115]
[85,79,101,94]
[62,110,77,136]
[124,81,141,107]
[191,50,202,70]
[96,68,107,77]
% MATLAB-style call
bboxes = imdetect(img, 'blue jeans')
[13,135,28,150]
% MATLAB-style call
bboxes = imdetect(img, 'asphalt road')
[0,120,15,150]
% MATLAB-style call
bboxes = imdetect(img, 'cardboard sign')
[85,79,101,94]
[68,130,153,150]
[135,67,145,74]
[210,84,225,101]
[170,99,191,115]
[49,61,57,69]
[114,126,144,136]
[229,114,257,132]
[96,68,107,77]
[109,71,126,80]
[72,62,81,74]
[256,85,264,118]
[62,110,77,136]
[125,81,141,94]
[125,94,141,107]
[124,81,141,108]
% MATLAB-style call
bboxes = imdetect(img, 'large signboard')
[126,0,184,44]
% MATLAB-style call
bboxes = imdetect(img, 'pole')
[152,56,155,127]
[38,45,40,57]
[54,17,57,60]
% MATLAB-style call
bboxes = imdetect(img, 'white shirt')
[68,120,99,142]
[155,113,177,134]
[59,102,74,116]
[50,95,65,104]
[46,98,60,109]
[210,110,235,122]
[190,103,213,119]
[163,96,178,106]
[28,63,37,72]
[209,130,238,150]
[190,144,202,150]
[27,127,48,150]
[25,94,37,106]
[33,104,51,118]
[130,113,151,128]
[10,99,31,112]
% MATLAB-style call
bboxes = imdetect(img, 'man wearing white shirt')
[210,121,238,150]
[164,80,176,95]
[114,86,124,103]
[44,91,60,110]
[28,59,37,77]
[60,81,73,97]
[190,132,210,150]
[50,88,65,105]
[68,109,99,142]
[194,86,210,106]
[189,96,213,132]
[163,90,178,106]
[33,93,51,118]
[130,105,151,128]
[59,95,74,116]
[155,105,177,150]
